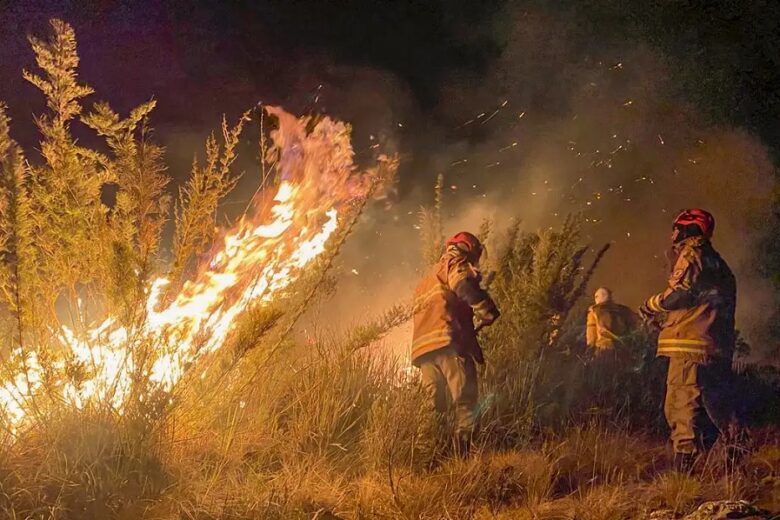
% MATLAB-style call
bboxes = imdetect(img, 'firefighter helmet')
[446,231,483,259]
[672,209,715,239]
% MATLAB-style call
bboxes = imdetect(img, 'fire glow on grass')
[0,106,385,431]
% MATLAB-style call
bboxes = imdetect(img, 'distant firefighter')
[411,232,500,456]
[639,209,742,472]
[586,287,638,352]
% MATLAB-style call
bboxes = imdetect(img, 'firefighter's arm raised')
[448,257,500,326]
[641,248,700,315]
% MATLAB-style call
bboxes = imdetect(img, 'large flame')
[0,107,381,431]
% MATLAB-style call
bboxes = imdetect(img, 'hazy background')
[1,0,778,357]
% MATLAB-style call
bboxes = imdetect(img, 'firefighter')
[411,232,500,455]
[584,287,638,411]
[639,209,741,472]
[586,287,638,352]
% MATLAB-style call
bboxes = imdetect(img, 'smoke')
[314,9,778,359]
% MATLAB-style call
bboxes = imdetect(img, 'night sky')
[2,0,780,350]
[3,1,779,162]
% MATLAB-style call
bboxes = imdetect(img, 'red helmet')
[673,208,715,238]
[446,231,483,258]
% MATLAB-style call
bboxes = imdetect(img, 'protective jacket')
[644,236,736,362]
[586,302,638,350]
[411,246,499,366]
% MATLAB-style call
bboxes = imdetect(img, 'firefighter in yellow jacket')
[411,232,499,454]
[639,209,741,472]
[586,287,638,352]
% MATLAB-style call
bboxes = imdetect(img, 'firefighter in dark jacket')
[411,232,500,455]
[639,209,741,472]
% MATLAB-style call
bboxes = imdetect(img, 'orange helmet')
[673,209,715,239]
[446,231,483,259]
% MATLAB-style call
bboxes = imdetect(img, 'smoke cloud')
[314,9,778,359]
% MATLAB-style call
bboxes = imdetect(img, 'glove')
[638,302,654,323]
[474,317,492,333]
[473,300,499,328]
[638,302,663,331]
[475,309,499,332]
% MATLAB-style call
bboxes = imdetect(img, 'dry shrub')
[161,461,349,519]
[481,450,556,507]
[153,312,414,517]
[349,468,465,519]
[686,435,780,512]
[436,451,551,512]
[349,450,555,519]
[473,497,579,520]
[359,374,442,473]
[0,412,167,519]
[270,344,385,464]
[572,485,635,520]
[745,428,780,480]
[549,426,661,495]
[478,218,608,442]
[646,472,703,515]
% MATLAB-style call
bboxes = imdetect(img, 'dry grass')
[573,485,636,520]
[651,473,703,514]
[1,342,779,519]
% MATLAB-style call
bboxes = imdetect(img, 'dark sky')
[0,1,502,138]
[2,1,779,159]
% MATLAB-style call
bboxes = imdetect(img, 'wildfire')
[0,107,388,431]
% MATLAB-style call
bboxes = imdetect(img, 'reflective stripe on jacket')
[645,236,736,362]
[411,247,498,365]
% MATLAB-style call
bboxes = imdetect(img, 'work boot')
[673,452,697,474]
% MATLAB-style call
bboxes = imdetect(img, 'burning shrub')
[0,17,397,432]
[0,17,403,518]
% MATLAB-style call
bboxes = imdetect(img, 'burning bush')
[0,19,396,431]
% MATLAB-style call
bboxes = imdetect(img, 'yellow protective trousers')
[664,357,740,455]
[417,346,478,440]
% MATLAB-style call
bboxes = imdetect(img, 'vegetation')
[0,19,778,520]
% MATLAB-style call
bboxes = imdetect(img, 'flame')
[0,107,380,431]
